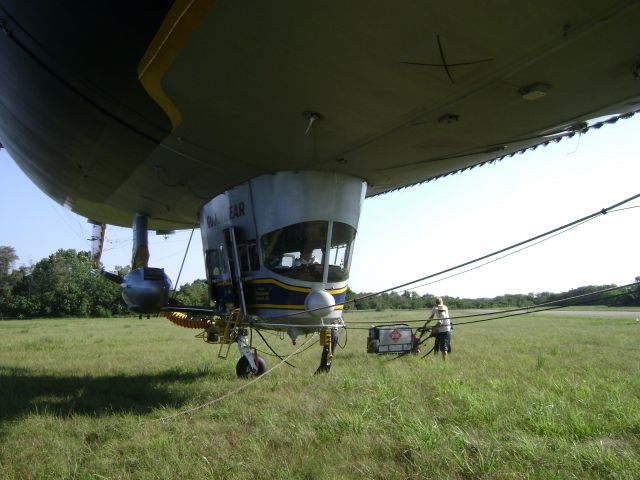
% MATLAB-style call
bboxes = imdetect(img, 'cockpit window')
[327,222,356,282]
[205,248,225,277]
[260,221,356,283]
[261,221,326,282]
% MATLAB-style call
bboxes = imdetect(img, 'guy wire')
[155,333,316,422]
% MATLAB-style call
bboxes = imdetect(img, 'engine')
[118,267,172,314]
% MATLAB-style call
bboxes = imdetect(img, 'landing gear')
[315,327,339,374]
[235,328,268,377]
[236,355,267,377]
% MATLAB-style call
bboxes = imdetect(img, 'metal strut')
[316,327,339,374]
[237,329,258,373]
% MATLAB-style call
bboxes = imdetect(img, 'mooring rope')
[155,333,316,422]
[343,281,640,325]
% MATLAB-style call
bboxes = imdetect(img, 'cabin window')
[238,244,249,272]
[247,241,259,271]
[205,248,225,277]
[260,221,356,283]
[238,240,260,273]
[327,222,356,282]
[261,221,327,282]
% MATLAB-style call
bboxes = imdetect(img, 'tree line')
[345,284,639,312]
[0,246,207,319]
[0,245,637,319]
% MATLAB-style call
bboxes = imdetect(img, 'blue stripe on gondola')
[244,279,346,311]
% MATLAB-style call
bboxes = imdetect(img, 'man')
[293,249,318,268]
[427,296,452,360]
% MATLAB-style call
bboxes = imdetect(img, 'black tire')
[236,355,268,378]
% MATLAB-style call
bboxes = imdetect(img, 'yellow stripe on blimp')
[138,0,215,130]
[246,278,349,296]
[328,287,348,295]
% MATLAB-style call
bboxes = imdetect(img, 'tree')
[175,279,209,306]
[0,246,18,277]
[344,288,357,310]
[26,249,92,316]
[0,246,22,318]
[3,249,126,318]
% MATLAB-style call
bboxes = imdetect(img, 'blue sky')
[1,114,639,298]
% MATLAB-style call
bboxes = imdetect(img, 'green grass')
[1,310,639,479]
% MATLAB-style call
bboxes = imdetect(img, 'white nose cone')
[304,289,335,317]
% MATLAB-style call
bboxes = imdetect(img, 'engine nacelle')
[120,267,172,314]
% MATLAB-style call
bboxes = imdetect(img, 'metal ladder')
[218,309,241,359]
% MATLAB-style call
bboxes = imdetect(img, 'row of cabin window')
[238,241,259,273]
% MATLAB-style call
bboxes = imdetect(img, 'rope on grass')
[154,333,316,423]
[254,328,297,368]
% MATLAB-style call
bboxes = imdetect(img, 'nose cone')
[304,289,335,317]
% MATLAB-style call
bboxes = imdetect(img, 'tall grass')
[0,310,639,479]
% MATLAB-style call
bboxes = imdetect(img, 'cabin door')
[206,244,234,312]
[205,228,247,314]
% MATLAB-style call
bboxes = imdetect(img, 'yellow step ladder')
[218,309,241,359]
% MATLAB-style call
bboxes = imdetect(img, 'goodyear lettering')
[229,201,245,219]
[254,286,270,302]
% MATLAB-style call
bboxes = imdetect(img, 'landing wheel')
[236,355,267,378]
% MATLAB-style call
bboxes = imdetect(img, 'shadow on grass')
[0,366,217,422]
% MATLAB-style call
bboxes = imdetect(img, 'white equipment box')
[367,325,415,353]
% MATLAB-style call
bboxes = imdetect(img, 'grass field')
[1,310,639,479]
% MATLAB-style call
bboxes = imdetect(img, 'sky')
[1,114,639,298]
